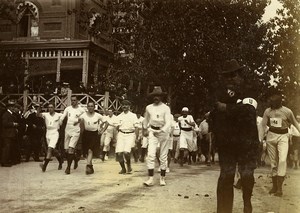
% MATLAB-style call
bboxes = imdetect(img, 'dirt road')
[0,158,299,213]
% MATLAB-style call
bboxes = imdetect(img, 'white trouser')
[102,131,114,152]
[266,131,289,176]
[46,129,59,149]
[147,130,169,170]
[64,127,80,149]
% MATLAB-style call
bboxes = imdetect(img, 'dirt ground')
[0,157,299,213]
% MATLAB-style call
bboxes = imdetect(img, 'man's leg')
[159,132,169,186]
[275,134,289,196]
[239,165,255,213]
[118,152,126,174]
[124,151,132,173]
[1,138,12,166]
[144,132,158,186]
[40,147,53,172]
[65,147,75,174]
[266,133,279,194]
[217,148,236,213]
[86,149,94,175]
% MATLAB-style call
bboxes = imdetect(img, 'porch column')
[93,57,99,84]
[56,50,61,83]
[82,49,89,87]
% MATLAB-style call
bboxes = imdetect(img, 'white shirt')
[116,111,138,132]
[42,112,62,131]
[136,116,144,129]
[178,115,195,129]
[81,112,103,131]
[143,103,171,133]
[61,105,85,130]
[199,119,209,135]
[173,121,181,136]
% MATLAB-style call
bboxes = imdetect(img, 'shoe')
[40,162,46,172]
[127,167,132,174]
[143,178,154,187]
[58,163,63,170]
[166,167,170,173]
[65,167,71,175]
[105,155,109,160]
[119,169,126,174]
[157,167,161,172]
[139,158,145,163]
[269,176,277,194]
[86,165,93,175]
[160,177,166,186]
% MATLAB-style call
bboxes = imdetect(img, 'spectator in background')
[1,99,19,167]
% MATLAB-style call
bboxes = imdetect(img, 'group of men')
[1,59,300,213]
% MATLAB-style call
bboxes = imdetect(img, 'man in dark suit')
[1,100,19,167]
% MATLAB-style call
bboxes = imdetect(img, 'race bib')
[270,118,282,128]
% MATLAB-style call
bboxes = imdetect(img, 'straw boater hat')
[148,86,167,97]
[219,59,244,74]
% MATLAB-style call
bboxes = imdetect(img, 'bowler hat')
[148,86,167,97]
[219,59,244,74]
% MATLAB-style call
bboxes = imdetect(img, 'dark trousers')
[217,147,255,213]
[1,137,15,165]
[26,136,42,161]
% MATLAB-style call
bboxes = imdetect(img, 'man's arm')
[161,107,171,133]
[259,110,269,142]
[289,111,300,134]
[142,107,150,136]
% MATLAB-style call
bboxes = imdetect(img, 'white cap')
[182,107,189,112]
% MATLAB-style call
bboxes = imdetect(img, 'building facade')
[0,0,113,88]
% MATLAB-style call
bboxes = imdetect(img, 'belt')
[119,130,134,134]
[181,127,192,131]
[150,125,161,130]
[173,135,180,137]
[269,128,288,134]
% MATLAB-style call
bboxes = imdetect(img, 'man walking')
[60,96,85,174]
[115,100,139,174]
[260,89,300,196]
[210,59,260,213]
[143,86,171,186]
[39,103,63,172]
[80,102,104,174]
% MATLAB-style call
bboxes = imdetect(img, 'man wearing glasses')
[60,96,85,174]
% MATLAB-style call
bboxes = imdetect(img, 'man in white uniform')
[100,109,117,161]
[134,112,144,162]
[172,114,181,163]
[80,102,104,175]
[115,100,139,174]
[178,107,196,166]
[39,103,63,172]
[260,89,300,196]
[60,96,85,175]
[143,86,171,186]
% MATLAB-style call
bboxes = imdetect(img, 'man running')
[60,96,85,175]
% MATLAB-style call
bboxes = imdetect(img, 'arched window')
[16,1,39,37]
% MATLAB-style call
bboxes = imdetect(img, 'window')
[17,1,39,37]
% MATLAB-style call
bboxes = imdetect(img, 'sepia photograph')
[0,0,299,212]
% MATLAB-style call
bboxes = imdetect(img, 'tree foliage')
[109,0,269,115]
[264,0,300,113]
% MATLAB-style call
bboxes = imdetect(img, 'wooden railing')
[0,91,122,113]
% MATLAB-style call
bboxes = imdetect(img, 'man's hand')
[216,102,226,112]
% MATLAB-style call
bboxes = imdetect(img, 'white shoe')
[166,167,170,173]
[143,178,154,187]
[157,167,161,172]
[105,155,108,160]
[160,177,166,186]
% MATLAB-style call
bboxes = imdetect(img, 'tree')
[128,0,269,115]
[264,0,300,114]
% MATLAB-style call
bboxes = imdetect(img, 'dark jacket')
[1,110,18,138]
[26,112,45,137]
